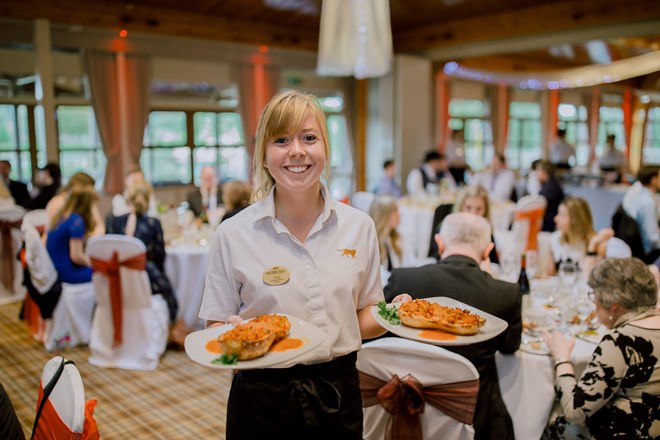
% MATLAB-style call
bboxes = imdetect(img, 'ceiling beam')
[396,0,660,60]
[0,0,320,52]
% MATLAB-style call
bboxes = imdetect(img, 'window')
[507,102,542,169]
[56,105,105,184]
[318,95,353,200]
[0,103,35,182]
[643,107,660,164]
[142,110,248,185]
[193,111,246,185]
[598,106,624,157]
[557,103,589,166]
[449,99,492,171]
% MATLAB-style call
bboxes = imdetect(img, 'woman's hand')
[542,329,575,361]
[589,228,614,253]
[391,293,412,303]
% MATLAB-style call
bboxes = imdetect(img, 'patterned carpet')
[0,300,232,439]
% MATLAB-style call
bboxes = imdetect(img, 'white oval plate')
[184,314,326,369]
[372,297,508,346]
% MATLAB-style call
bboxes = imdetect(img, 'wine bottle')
[518,254,530,295]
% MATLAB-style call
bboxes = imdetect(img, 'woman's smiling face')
[265,113,326,195]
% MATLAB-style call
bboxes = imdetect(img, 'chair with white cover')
[0,204,26,302]
[87,234,169,370]
[22,208,48,232]
[351,191,376,213]
[32,356,87,439]
[358,337,479,440]
[605,236,632,258]
[511,195,547,255]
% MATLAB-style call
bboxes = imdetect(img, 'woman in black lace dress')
[544,257,660,439]
[106,180,178,323]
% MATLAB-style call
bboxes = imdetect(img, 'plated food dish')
[576,326,609,345]
[372,297,508,346]
[185,314,325,369]
[519,339,550,356]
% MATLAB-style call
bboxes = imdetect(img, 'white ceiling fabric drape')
[316,0,393,79]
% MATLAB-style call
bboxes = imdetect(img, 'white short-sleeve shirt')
[199,185,384,366]
[549,230,585,266]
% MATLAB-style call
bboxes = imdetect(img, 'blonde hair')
[222,180,252,211]
[50,182,98,234]
[126,180,153,216]
[453,184,491,220]
[559,196,595,247]
[252,90,331,201]
[368,194,402,264]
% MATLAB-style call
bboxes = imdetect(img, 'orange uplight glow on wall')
[259,45,269,54]
[119,29,128,38]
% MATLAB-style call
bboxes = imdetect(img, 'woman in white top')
[545,196,614,276]
[199,91,404,439]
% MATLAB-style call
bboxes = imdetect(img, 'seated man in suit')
[186,166,223,218]
[384,212,522,440]
[0,160,30,208]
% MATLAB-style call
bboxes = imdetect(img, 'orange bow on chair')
[514,208,544,251]
[0,219,22,292]
[360,372,479,440]
[90,251,146,347]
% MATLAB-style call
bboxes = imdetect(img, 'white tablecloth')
[496,337,596,440]
[165,245,209,329]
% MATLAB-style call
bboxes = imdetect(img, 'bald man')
[384,212,522,440]
[187,166,223,217]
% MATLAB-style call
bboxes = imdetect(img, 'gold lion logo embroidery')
[337,248,357,259]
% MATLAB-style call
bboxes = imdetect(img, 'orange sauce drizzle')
[418,330,457,341]
[205,339,222,354]
[270,338,303,352]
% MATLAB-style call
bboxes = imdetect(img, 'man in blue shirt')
[372,159,403,198]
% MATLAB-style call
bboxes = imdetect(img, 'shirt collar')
[253,183,337,227]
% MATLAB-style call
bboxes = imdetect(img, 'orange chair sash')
[0,219,22,292]
[90,251,147,347]
[33,384,82,440]
[360,371,479,440]
[514,208,545,251]
[33,384,99,440]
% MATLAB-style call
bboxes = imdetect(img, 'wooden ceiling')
[2,0,660,73]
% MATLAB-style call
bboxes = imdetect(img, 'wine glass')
[500,252,520,282]
[558,261,578,287]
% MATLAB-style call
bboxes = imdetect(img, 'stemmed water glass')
[558,261,578,287]
[525,250,538,280]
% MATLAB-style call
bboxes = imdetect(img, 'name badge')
[263,266,290,286]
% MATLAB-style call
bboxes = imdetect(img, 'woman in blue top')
[46,182,97,284]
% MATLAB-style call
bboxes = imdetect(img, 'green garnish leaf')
[211,353,238,365]
[377,300,400,325]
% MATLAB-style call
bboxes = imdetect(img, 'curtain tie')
[360,371,479,440]
[90,251,147,347]
[514,207,545,250]
[0,219,22,292]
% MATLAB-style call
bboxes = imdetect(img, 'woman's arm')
[357,294,411,339]
[69,238,90,267]
[548,332,627,424]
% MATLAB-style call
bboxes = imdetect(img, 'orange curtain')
[84,51,151,194]
[545,89,559,157]
[496,83,510,155]
[435,71,451,153]
[623,87,633,160]
[235,58,279,180]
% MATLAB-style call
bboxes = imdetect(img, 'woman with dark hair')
[544,257,660,439]
[106,180,178,323]
[26,162,61,210]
